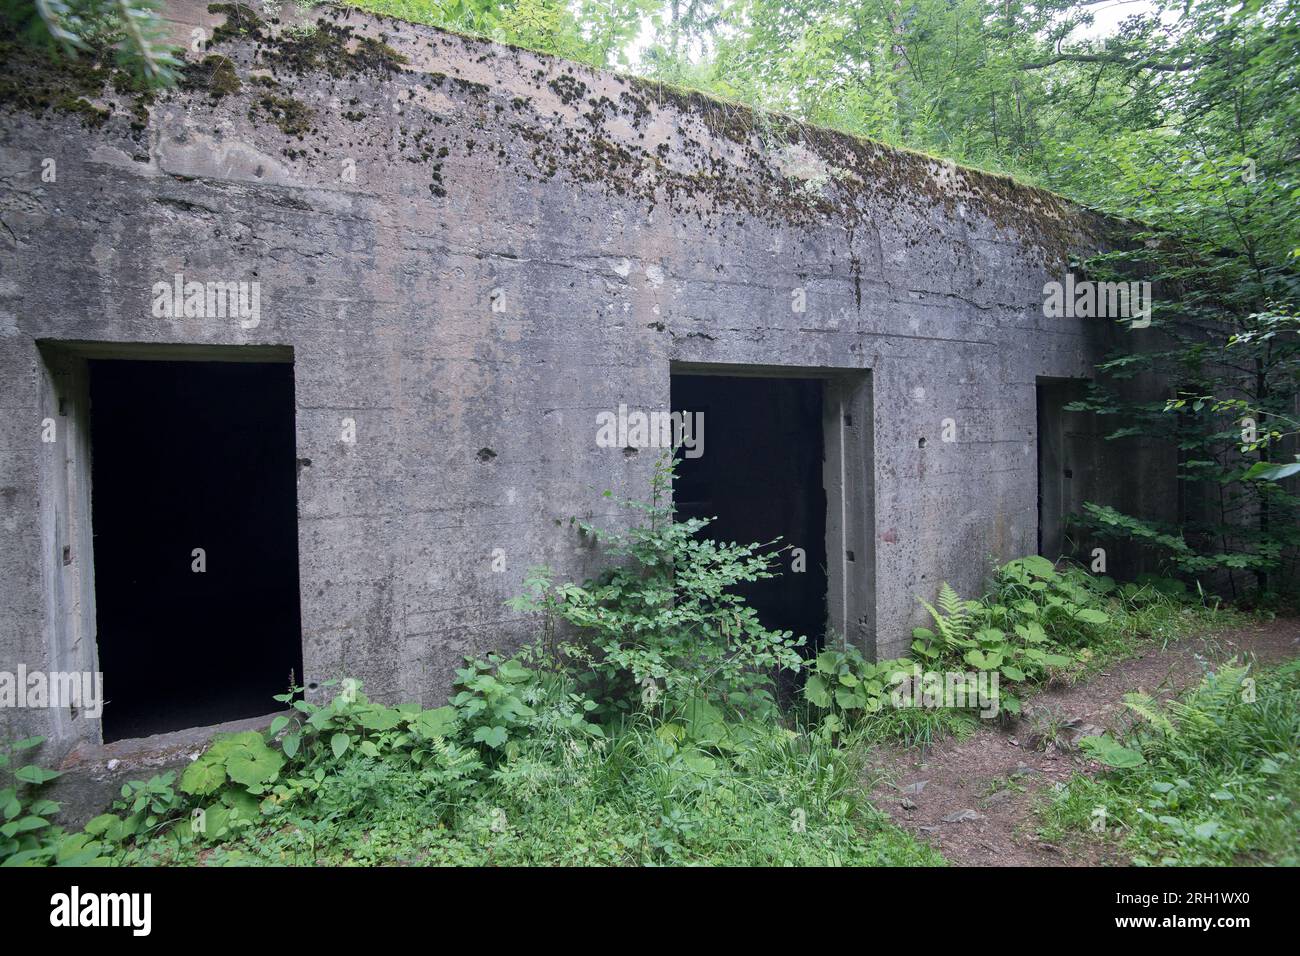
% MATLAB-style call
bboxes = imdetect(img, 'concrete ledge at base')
[45,711,285,830]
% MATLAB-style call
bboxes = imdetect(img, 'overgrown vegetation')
[907,557,1107,716]
[2,468,941,867]
[0,736,113,866]
[1043,660,1300,866]
[3,0,1293,869]
[3,461,1254,868]
[799,555,1229,737]
[506,459,805,720]
[1059,8,1300,597]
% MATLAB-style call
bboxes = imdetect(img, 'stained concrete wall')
[0,1,1159,752]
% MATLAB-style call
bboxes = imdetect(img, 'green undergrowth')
[135,710,941,866]
[1040,659,1300,866]
[4,666,941,866]
[795,556,1240,739]
[0,461,1251,868]
[3,460,939,867]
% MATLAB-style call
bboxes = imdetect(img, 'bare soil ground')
[867,617,1300,866]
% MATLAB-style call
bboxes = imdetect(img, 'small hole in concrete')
[476,447,497,462]
[918,436,927,448]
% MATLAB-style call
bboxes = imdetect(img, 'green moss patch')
[250,94,314,137]
[183,55,243,98]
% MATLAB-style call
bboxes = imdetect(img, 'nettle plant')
[508,457,806,718]
[1,736,113,866]
[985,555,1113,644]
[801,645,912,731]
[450,651,604,758]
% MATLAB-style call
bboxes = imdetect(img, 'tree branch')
[1019,52,1203,73]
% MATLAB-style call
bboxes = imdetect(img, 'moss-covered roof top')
[0,0,1123,264]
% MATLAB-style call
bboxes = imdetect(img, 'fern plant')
[913,582,977,649]
[1060,660,1300,865]
[1122,692,1177,737]
[908,559,1104,714]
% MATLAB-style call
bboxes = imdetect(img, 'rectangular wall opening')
[86,357,303,741]
[670,365,875,660]
[1037,376,1104,562]
[672,374,827,650]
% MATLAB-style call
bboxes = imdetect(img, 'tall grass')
[1041,659,1300,865]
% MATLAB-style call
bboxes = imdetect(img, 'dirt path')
[867,617,1300,866]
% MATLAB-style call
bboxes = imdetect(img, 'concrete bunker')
[671,365,875,655]
[0,1,1170,755]
[38,344,303,741]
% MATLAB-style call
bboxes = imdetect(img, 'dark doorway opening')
[89,359,303,741]
[671,374,828,654]
[1037,377,1106,562]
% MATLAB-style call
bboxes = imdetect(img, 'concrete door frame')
[34,340,298,748]
[669,362,877,658]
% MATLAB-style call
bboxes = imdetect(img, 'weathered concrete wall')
[0,1,1155,752]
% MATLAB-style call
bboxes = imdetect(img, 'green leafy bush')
[2,477,1249,869]
[182,731,284,796]
[801,646,912,732]
[986,555,1114,644]
[797,557,1121,726]
[508,458,806,717]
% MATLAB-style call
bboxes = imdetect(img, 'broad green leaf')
[225,741,285,789]
[180,759,227,796]
[410,706,458,739]
[804,674,832,708]
[84,814,121,837]
[0,816,49,837]
[473,725,508,749]
[14,765,61,785]
[834,686,864,710]
[1079,735,1146,769]
[964,649,1003,670]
